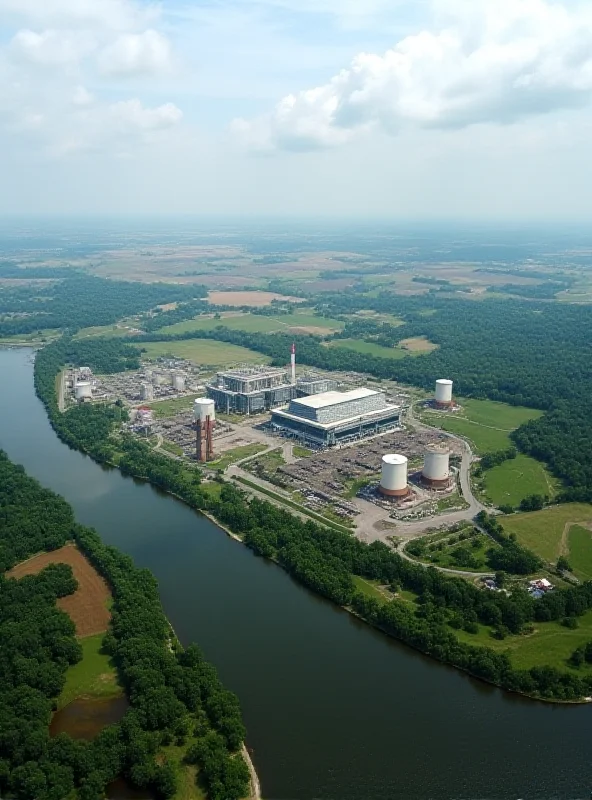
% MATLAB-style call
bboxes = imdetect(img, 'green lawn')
[352,575,388,602]
[293,445,313,459]
[482,453,559,507]
[160,743,206,800]
[209,444,268,470]
[58,634,122,709]
[147,396,195,418]
[455,608,592,674]
[161,439,184,457]
[423,415,511,452]
[328,338,408,359]
[568,525,592,581]
[73,323,139,339]
[459,398,543,429]
[500,503,592,563]
[137,339,270,367]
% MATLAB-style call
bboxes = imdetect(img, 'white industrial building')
[270,388,401,448]
[75,381,93,401]
[422,444,451,488]
[435,379,453,408]
[207,366,296,414]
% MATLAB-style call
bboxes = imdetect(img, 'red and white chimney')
[291,343,296,385]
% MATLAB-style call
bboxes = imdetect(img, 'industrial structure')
[270,388,401,448]
[434,379,453,409]
[172,374,186,392]
[75,381,93,401]
[140,383,154,401]
[194,398,215,462]
[296,374,339,397]
[207,366,296,415]
[422,444,451,488]
[379,454,409,497]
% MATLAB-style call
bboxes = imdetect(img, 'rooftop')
[291,387,379,410]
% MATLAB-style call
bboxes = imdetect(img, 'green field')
[58,634,122,709]
[137,339,270,367]
[158,311,344,336]
[423,398,543,455]
[455,608,592,673]
[568,525,592,581]
[482,453,559,507]
[74,323,139,339]
[210,444,268,470]
[147,396,195,418]
[327,338,408,359]
[500,503,592,563]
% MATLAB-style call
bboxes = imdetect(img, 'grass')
[436,492,469,512]
[399,336,439,353]
[147,396,195,418]
[328,338,408,359]
[58,634,122,710]
[568,525,592,581]
[500,503,592,563]
[352,575,388,602]
[160,743,206,800]
[427,416,512,453]
[293,445,313,459]
[455,608,592,673]
[73,324,139,339]
[137,339,270,367]
[483,454,560,507]
[343,475,379,499]
[161,439,184,457]
[234,476,352,532]
[158,311,344,336]
[209,444,268,470]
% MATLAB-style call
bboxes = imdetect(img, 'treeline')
[477,447,517,472]
[0,450,250,800]
[476,512,542,575]
[0,276,206,337]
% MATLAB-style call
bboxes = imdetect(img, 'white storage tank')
[422,445,450,487]
[75,381,93,401]
[379,454,409,497]
[435,379,453,407]
[140,383,154,401]
[194,398,216,423]
[153,372,167,386]
[172,374,186,392]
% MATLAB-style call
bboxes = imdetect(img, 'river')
[0,347,590,800]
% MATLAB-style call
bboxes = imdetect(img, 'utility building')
[207,366,296,415]
[296,374,339,396]
[270,388,401,448]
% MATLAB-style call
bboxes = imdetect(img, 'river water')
[0,347,590,800]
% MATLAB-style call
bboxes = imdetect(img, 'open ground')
[501,504,592,566]
[137,339,271,366]
[7,544,111,637]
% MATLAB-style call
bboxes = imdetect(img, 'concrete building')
[270,388,401,448]
[207,366,296,414]
[296,374,339,396]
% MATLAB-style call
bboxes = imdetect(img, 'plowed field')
[7,544,111,637]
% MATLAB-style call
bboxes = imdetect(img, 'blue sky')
[1,0,592,218]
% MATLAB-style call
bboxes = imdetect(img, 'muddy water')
[2,348,592,800]
[50,695,129,740]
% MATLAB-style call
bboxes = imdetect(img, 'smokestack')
[291,342,296,385]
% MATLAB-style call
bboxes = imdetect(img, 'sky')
[1,0,592,219]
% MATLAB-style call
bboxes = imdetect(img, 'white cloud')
[234,0,592,151]
[0,0,157,32]
[72,86,94,106]
[98,29,172,77]
[10,28,96,67]
[109,98,183,130]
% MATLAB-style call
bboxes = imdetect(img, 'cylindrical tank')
[75,381,93,400]
[140,383,154,401]
[172,374,186,392]
[194,398,216,423]
[379,454,408,497]
[435,379,453,407]
[422,445,450,487]
[153,372,166,386]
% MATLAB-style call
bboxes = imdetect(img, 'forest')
[31,340,592,702]
[133,291,592,498]
[0,449,250,800]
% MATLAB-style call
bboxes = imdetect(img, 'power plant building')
[207,366,296,414]
[296,375,339,396]
[270,388,401,448]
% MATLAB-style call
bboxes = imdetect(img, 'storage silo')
[172,374,186,392]
[434,379,453,408]
[422,445,450,488]
[194,398,216,423]
[379,454,409,497]
[152,372,167,386]
[75,381,93,401]
[140,383,154,401]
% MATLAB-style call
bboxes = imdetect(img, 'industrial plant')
[379,454,409,498]
[270,387,402,448]
[194,398,216,462]
[421,444,451,488]
[207,365,296,415]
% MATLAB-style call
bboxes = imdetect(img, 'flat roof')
[290,387,380,410]
[272,403,400,431]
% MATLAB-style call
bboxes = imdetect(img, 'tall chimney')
[291,342,296,385]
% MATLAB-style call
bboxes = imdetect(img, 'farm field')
[207,290,303,306]
[158,310,344,336]
[327,338,408,359]
[7,544,111,637]
[73,323,141,339]
[483,453,559,507]
[137,339,270,367]
[568,525,592,581]
[500,503,592,563]
[58,634,121,709]
[399,336,439,353]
